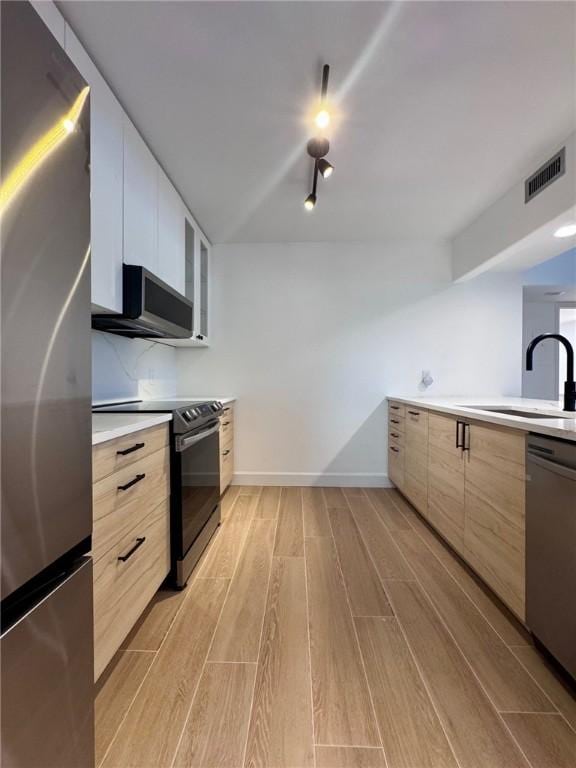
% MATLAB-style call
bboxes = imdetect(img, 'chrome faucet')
[526,333,576,412]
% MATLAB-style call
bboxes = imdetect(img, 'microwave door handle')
[176,423,220,452]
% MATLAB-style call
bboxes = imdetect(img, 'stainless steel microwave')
[92,265,193,338]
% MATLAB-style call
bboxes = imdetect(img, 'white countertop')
[388,396,576,442]
[92,413,172,446]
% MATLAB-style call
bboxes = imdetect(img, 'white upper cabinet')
[157,169,185,293]
[123,119,158,274]
[197,236,210,343]
[65,26,124,313]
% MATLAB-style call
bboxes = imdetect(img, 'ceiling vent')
[525,147,565,203]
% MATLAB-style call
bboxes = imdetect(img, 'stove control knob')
[182,410,192,421]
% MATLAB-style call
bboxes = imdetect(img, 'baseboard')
[232,472,392,488]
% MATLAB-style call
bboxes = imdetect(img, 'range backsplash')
[92,331,178,403]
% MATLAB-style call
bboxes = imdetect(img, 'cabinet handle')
[117,537,146,562]
[117,473,145,492]
[390,405,400,410]
[390,446,399,453]
[390,419,401,425]
[390,432,400,438]
[116,442,144,456]
[463,423,471,452]
[456,421,463,449]
[222,421,231,426]
[408,410,420,417]
[222,449,231,456]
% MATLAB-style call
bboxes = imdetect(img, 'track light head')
[304,193,316,211]
[318,159,334,179]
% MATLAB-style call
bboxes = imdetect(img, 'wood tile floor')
[96,486,576,768]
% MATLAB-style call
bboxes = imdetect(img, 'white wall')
[92,331,178,403]
[176,242,524,486]
[521,248,576,400]
[521,299,559,400]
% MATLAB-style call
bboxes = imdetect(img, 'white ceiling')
[58,1,576,244]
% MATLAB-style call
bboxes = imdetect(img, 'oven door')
[174,421,221,559]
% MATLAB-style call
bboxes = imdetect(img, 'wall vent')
[525,147,565,203]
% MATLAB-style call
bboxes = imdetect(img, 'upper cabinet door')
[157,169,185,293]
[65,26,124,314]
[123,119,158,274]
[197,237,210,342]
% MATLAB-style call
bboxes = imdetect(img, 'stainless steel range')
[94,400,223,587]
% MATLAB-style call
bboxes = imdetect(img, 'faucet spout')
[525,333,575,411]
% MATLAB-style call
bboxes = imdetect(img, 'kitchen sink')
[459,406,574,420]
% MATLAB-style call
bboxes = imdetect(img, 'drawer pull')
[456,420,463,449]
[408,410,420,416]
[117,537,146,562]
[116,442,145,456]
[390,405,400,410]
[222,449,231,456]
[390,432,400,438]
[117,473,146,492]
[222,421,231,426]
[390,446,399,453]
[390,419,401,425]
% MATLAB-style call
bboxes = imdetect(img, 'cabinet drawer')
[92,446,169,563]
[405,408,428,451]
[388,426,404,446]
[93,500,170,680]
[93,424,169,482]
[220,407,234,442]
[220,422,234,450]
[220,448,234,494]
[388,414,405,433]
[388,443,405,489]
[388,401,406,418]
[404,472,427,515]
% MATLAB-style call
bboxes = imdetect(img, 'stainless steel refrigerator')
[1,2,94,766]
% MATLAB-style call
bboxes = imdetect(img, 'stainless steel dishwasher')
[526,434,576,680]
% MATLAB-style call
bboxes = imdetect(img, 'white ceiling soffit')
[452,131,576,281]
[58,0,576,245]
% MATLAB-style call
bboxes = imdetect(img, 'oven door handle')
[176,423,220,452]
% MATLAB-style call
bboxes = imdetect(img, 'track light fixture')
[318,158,333,179]
[303,64,334,212]
[304,193,316,211]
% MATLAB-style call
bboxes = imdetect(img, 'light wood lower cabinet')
[388,402,527,621]
[463,424,526,619]
[427,413,466,551]
[388,442,405,490]
[220,403,234,494]
[403,408,428,516]
[92,425,170,680]
[93,500,169,679]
